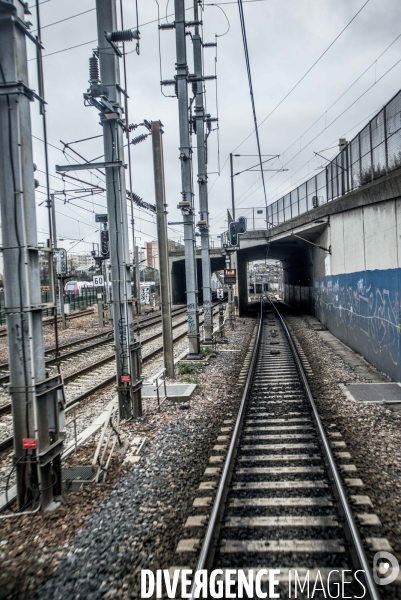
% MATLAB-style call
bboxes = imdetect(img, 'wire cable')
[210,48,401,228]
[237,0,267,211]
[31,8,95,33]
[232,0,371,154]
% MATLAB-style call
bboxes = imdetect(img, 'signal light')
[229,221,238,247]
[100,229,109,257]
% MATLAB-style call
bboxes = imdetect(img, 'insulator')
[133,193,143,204]
[174,82,178,97]
[129,123,138,132]
[192,81,198,96]
[131,133,148,145]
[89,55,99,84]
[107,29,138,43]
[189,118,193,136]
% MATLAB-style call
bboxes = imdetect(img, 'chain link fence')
[266,89,401,228]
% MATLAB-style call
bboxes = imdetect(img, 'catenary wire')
[210,51,401,228]
[209,0,371,194]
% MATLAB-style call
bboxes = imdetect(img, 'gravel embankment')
[0,317,255,599]
[285,312,401,600]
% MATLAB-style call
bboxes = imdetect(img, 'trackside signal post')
[0,0,63,510]
[57,0,143,418]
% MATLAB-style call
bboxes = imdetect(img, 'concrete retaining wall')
[311,198,401,381]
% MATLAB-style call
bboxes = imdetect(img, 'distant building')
[68,253,95,270]
[146,239,184,273]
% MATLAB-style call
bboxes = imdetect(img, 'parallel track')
[0,305,220,454]
[191,298,380,600]
[0,307,95,338]
[0,306,188,384]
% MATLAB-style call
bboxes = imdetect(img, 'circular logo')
[373,551,399,586]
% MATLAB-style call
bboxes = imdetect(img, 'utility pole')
[193,1,213,344]
[135,246,141,314]
[71,0,142,418]
[0,0,63,510]
[230,153,236,221]
[173,0,200,356]
[151,121,174,378]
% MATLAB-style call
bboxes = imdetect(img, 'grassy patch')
[178,362,198,375]
[200,345,212,355]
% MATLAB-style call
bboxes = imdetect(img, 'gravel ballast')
[284,310,401,600]
[0,317,255,599]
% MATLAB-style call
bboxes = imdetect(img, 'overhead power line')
[237,0,267,209]
[219,32,401,211]
[31,8,95,33]
[207,0,372,197]
[232,0,371,153]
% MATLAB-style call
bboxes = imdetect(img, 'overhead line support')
[0,0,63,511]
[170,0,200,355]
[82,0,143,419]
[192,0,213,344]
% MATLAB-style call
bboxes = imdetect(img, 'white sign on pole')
[140,286,150,305]
[93,275,104,287]
[217,288,224,299]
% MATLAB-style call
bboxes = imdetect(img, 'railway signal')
[100,228,109,258]
[229,217,247,247]
[229,221,239,247]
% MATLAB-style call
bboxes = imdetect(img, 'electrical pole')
[135,246,141,314]
[0,0,63,510]
[151,121,174,378]
[193,1,213,344]
[173,0,200,356]
[78,0,142,418]
[230,153,236,221]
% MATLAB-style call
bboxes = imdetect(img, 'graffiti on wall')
[313,268,401,380]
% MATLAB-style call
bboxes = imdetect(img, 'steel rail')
[0,314,191,416]
[0,306,220,452]
[0,307,190,387]
[0,306,189,378]
[190,300,263,597]
[0,307,94,337]
[270,298,380,600]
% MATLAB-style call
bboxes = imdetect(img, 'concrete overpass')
[169,167,401,382]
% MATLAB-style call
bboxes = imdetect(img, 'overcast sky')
[26,0,401,255]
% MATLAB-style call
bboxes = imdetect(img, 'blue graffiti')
[313,268,401,381]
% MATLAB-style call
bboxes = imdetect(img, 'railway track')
[0,306,95,338]
[0,305,220,454]
[187,298,380,600]
[0,306,187,384]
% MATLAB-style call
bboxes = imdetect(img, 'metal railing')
[241,89,401,230]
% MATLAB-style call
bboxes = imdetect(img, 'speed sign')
[93,275,104,287]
